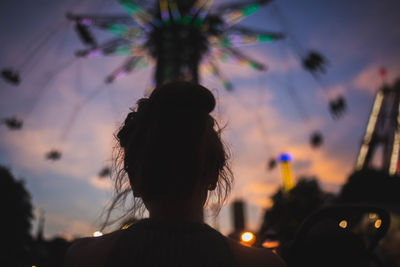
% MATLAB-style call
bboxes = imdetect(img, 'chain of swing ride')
[1,0,346,177]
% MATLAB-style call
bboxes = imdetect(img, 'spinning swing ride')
[1,0,347,175]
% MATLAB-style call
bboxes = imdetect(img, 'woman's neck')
[145,200,204,223]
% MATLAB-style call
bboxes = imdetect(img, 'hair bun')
[149,81,215,113]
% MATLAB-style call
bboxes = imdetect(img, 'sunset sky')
[1,0,399,239]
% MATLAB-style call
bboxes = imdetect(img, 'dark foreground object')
[281,204,391,267]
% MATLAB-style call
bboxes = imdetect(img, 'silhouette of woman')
[64,81,286,267]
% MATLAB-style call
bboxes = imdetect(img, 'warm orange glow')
[122,223,132,230]
[369,213,377,219]
[93,231,103,237]
[240,231,256,246]
[262,240,280,249]
[375,219,382,228]
[280,161,294,192]
[339,220,348,229]
[241,232,254,242]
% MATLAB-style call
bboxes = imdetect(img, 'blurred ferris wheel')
[1,0,347,174]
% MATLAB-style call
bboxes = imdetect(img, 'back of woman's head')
[115,81,232,204]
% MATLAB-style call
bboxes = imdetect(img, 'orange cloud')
[46,213,97,239]
[89,175,113,191]
[353,63,400,94]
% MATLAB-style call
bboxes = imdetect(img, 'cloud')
[352,65,385,94]
[210,80,352,220]
[89,176,113,191]
[352,63,400,95]
[5,0,397,239]
[0,104,116,181]
[242,182,274,208]
[45,214,97,239]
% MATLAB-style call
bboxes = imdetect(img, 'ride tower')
[148,0,207,85]
[356,77,400,175]
[278,153,294,192]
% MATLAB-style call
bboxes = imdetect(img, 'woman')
[64,81,286,267]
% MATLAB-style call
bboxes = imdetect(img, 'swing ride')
[0,0,347,177]
[66,0,283,87]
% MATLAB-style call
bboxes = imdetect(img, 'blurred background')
[1,0,400,265]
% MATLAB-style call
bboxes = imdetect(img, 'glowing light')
[214,33,276,47]
[223,3,261,27]
[242,4,259,16]
[130,46,145,57]
[182,0,207,25]
[213,47,266,72]
[159,0,170,23]
[115,45,131,56]
[356,144,369,170]
[168,0,181,22]
[195,0,213,27]
[280,161,293,192]
[122,223,132,230]
[115,70,127,80]
[339,220,348,229]
[278,153,293,191]
[108,24,127,36]
[249,61,263,70]
[118,0,154,29]
[374,219,382,228]
[223,10,242,27]
[389,102,400,175]
[207,60,232,91]
[369,213,377,219]
[278,153,292,162]
[119,0,140,13]
[356,90,384,169]
[241,232,254,242]
[262,240,280,249]
[364,91,383,144]
[240,231,256,247]
[258,34,274,42]
[93,231,103,237]
[389,131,400,175]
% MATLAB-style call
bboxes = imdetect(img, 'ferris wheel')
[1,0,347,177]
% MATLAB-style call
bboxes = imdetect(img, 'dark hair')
[102,81,232,228]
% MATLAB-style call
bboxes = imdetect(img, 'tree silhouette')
[258,177,334,245]
[0,165,33,266]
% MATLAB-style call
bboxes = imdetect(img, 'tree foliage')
[0,165,33,266]
[259,177,333,244]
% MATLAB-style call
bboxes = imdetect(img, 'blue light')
[278,153,292,162]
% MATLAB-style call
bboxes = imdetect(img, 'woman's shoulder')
[63,230,123,267]
[225,237,287,267]
[63,225,287,267]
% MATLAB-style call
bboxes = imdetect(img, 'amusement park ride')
[356,71,400,176]
[1,0,348,176]
[65,0,283,86]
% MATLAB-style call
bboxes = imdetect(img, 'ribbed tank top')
[104,218,238,267]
